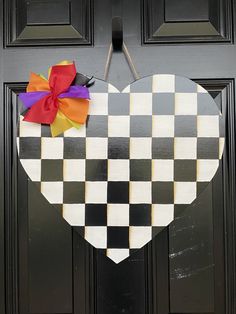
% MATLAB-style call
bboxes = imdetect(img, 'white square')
[130,138,152,159]
[108,116,130,137]
[197,116,219,137]
[63,159,85,181]
[107,204,129,226]
[152,204,174,226]
[19,116,41,137]
[130,182,151,204]
[174,138,197,159]
[197,85,207,93]
[64,125,86,137]
[20,159,41,181]
[16,138,19,152]
[197,160,219,182]
[152,160,173,181]
[63,204,85,226]
[219,137,225,158]
[107,249,130,264]
[152,115,174,137]
[175,93,197,115]
[41,182,63,204]
[122,85,130,93]
[174,182,196,204]
[152,74,175,93]
[86,138,108,159]
[85,226,107,248]
[89,93,108,115]
[108,84,120,93]
[41,138,63,159]
[85,182,107,203]
[108,160,129,181]
[129,226,152,248]
[130,93,152,115]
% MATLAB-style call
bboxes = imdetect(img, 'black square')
[53,204,63,213]
[34,182,41,189]
[197,138,219,159]
[152,138,174,159]
[85,204,107,226]
[107,182,129,203]
[197,182,208,194]
[130,116,152,137]
[175,76,197,93]
[63,182,85,203]
[86,159,107,181]
[74,226,85,237]
[173,204,186,219]
[108,94,129,115]
[130,204,151,226]
[219,117,225,137]
[152,93,175,115]
[107,227,129,248]
[41,124,51,137]
[175,116,197,137]
[86,115,108,137]
[40,124,64,137]
[174,160,196,181]
[197,93,220,115]
[89,80,108,92]
[130,76,152,92]
[152,226,165,237]
[108,138,129,159]
[64,138,85,159]
[130,160,151,181]
[152,182,174,204]
[19,137,41,159]
[41,160,63,181]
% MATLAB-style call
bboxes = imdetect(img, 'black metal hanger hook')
[112,16,123,51]
[111,0,123,51]
[104,0,139,81]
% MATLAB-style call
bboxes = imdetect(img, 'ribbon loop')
[49,63,76,96]
[19,61,90,136]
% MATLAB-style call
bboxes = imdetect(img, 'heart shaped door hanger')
[17,64,224,263]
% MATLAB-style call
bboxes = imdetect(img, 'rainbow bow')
[19,61,90,136]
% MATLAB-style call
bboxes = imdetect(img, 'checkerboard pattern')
[17,75,224,263]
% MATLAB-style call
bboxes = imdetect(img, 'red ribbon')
[24,63,76,124]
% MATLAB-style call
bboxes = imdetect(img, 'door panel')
[26,182,73,313]
[1,0,235,314]
[169,184,215,313]
[5,0,93,46]
[3,78,232,314]
[142,0,232,43]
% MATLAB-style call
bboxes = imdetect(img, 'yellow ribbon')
[50,110,81,137]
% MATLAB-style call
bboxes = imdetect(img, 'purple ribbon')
[19,85,89,109]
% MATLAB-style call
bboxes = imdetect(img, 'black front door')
[0,0,235,313]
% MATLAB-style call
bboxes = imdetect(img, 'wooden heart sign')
[17,74,224,263]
